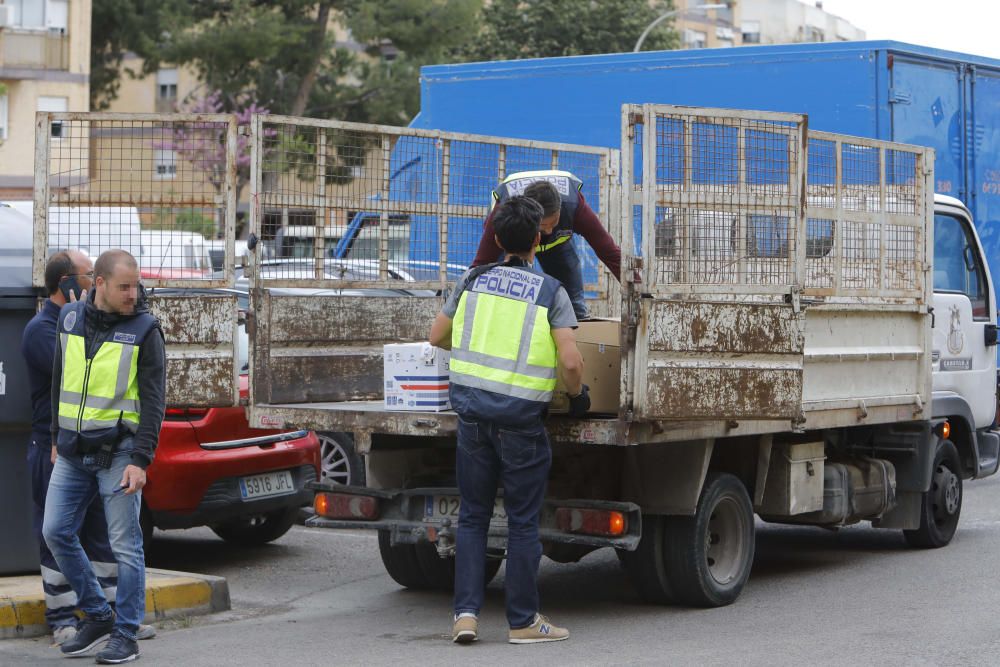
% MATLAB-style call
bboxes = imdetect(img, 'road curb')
[0,567,230,640]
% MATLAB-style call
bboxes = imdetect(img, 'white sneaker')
[136,624,156,640]
[51,625,78,647]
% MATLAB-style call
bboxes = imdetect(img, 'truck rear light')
[314,492,379,520]
[555,508,627,537]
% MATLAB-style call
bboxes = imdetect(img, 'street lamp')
[633,3,729,53]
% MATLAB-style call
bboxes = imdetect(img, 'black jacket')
[50,286,167,469]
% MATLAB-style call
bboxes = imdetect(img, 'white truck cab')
[931,195,1000,477]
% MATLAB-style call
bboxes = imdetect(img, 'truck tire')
[664,472,755,607]
[904,439,962,549]
[621,514,677,604]
[378,530,430,589]
[414,543,504,591]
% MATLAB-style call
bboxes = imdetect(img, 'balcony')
[0,28,70,74]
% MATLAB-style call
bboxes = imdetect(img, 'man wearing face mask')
[470,171,622,320]
[43,249,165,664]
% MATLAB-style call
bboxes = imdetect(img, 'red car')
[141,373,321,548]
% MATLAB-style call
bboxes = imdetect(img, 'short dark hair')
[95,249,138,281]
[523,180,561,217]
[44,251,74,296]
[494,196,543,254]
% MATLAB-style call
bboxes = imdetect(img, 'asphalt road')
[6,474,1000,666]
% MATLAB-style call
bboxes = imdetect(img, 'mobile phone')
[59,275,84,302]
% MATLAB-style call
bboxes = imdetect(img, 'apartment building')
[0,0,90,199]
[673,0,743,49]
[741,0,865,46]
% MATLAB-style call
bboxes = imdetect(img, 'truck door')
[932,203,997,428]
[245,116,619,432]
[34,112,242,408]
[620,104,808,422]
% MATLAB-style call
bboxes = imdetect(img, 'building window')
[685,29,708,49]
[154,149,177,179]
[156,68,178,107]
[742,21,761,44]
[805,26,826,42]
[37,96,68,138]
[8,0,66,29]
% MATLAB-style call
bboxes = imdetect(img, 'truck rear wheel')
[378,530,430,589]
[415,542,503,591]
[904,439,962,548]
[624,473,755,607]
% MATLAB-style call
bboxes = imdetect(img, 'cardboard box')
[550,318,621,416]
[383,342,450,412]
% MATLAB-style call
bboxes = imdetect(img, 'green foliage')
[148,208,216,237]
[90,0,188,109]
[461,0,678,62]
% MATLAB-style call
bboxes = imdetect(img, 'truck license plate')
[239,470,295,500]
[424,496,507,523]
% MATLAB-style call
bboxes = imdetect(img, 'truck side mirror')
[986,324,998,347]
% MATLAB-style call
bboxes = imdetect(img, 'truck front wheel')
[903,438,962,548]
[624,472,755,607]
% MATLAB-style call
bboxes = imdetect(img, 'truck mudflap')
[305,482,642,551]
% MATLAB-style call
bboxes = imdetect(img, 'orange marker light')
[314,493,329,516]
[608,512,626,536]
[942,421,951,440]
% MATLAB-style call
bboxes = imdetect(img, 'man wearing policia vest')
[431,196,591,645]
[43,249,166,664]
[470,170,622,320]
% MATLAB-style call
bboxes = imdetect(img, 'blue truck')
[412,40,1000,289]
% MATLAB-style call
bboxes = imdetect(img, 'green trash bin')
[0,205,42,574]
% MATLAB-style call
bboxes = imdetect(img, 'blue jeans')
[42,445,145,641]
[537,241,588,319]
[28,440,116,630]
[453,415,551,629]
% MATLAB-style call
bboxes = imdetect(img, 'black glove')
[568,384,591,418]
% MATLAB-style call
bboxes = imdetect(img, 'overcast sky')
[818,0,1000,60]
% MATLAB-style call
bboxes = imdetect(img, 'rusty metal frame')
[32,111,238,289]
[247,114,618,293]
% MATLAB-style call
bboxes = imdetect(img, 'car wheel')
[211,507,298,546]
[318,432,365,486]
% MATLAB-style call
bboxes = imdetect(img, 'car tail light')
[314,492,379,520]
[164,407,210,421]
[555,508,627,537]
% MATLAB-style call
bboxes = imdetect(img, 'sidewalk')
[0,568,230,640]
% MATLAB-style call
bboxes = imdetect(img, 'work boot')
[95,630,140,664]
[135,624,156,640]
[452,614,478,644]
[60,615,114,656]
[508,614,569,644]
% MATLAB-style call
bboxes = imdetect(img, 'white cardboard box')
[383,342,451,412]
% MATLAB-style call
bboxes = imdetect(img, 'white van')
[4,201,143,260]
[139,230,212,278]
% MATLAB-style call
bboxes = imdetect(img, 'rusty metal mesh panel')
[251,116,612,291]
[34,113,236,288]
[805,131,927,298]
[629,106,805,293]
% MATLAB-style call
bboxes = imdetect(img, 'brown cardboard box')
[550,318,621,415]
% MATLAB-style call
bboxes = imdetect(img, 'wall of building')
[674,0,743,49]
[740,0,865,45]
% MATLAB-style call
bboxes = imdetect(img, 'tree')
[90,0,190,109]
[153,90,269,237]
[460,0,679,62]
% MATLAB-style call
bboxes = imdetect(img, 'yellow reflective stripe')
[79,405,139,425]
[536,234,572,254]
[62,334,86,394]
[469,293,526,362]
[527,305,557,369]
[450,358,557,392]
[452,293,467,350]
[85,342,125,399]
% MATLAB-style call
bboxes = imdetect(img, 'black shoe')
[95,631,140,664]
[60,615,114,656]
